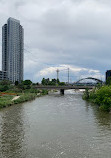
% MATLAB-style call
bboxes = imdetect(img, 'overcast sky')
[0,0,111,82]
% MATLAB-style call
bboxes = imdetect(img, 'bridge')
[76,77,103,84]
[35,85,94,94]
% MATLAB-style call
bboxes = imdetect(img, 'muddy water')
[0,90,111,158]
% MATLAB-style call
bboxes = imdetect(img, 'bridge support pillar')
[60,89,64,95]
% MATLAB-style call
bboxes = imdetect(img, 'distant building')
[106,70,111,81]
[2,17,24,82]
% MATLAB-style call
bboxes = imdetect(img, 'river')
[0,90,111,158]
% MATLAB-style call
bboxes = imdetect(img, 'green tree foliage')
[59,82,65,86]
[95,86,111,106]
[25,85,31,89]
[17,83,25,90]
[0,80,11,85]
[83,88,89,100]
[22,80,32,85]
[15,81,19,86]
[57,79,60,84]
[41,78,64,86]
[41,78,50,85]
[0,80,11,92]
[83,86,111,112]
[0,85,9,92]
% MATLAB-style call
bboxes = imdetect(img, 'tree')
[41,78,66,86]
[18,83,25,90]
[0,80,11,85]
[41,78,45,85]
[0,85,9,92]
[41,78,50,85]
[23,80,32,85]
[15,81,19,86]
[83,88,89,100]
[57,79,60,84]
[59,82,65,86]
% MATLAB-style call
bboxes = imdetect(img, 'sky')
[0,0,111,83]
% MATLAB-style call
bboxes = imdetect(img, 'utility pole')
[56,69,59,80]
[68,68,69,84]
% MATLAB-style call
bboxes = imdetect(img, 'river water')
[0,90,111,158]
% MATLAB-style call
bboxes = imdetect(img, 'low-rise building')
[106,70,111,81]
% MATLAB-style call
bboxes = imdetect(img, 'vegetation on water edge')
[0,77,66,109]
[0,80,48,109]
[0,90,48,109]
[83,85,111,112]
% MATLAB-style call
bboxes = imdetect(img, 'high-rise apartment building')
[2,17,24,82]
[0,71,7,81]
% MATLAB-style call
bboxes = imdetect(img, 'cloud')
[39,65,99,76]
[36,64,103,82]
[0,0,110,82]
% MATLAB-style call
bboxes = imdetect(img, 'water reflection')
[86,102,111,129]
[0,105,25,158]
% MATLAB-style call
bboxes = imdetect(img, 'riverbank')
[0,90,48,109]
[83,85,111,112]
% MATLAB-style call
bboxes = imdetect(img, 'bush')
[0,85,9,92]
[0,96,13,108]
[23,80,32,85]
[13,93,36,104]
[82,88,90,100]
[83,85,111,112]
[95,86,111,105]
[42,89,48,95]
[99,104,110,112]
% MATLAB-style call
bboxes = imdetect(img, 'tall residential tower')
[2,17,24,82]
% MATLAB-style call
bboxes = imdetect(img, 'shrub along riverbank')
[83,85,111,112]
[0,80,48,109]
[0,89,48,109]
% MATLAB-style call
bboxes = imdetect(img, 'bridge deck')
[35,85,94,90]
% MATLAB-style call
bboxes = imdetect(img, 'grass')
[0,89,48,109]
[13,93,36,104]
[0,95,13,108]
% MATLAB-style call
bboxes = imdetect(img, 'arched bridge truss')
[76,77,103,84]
